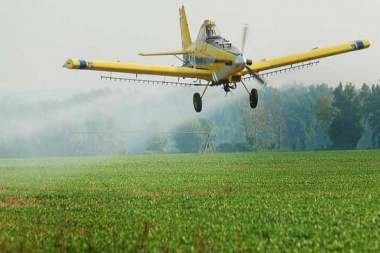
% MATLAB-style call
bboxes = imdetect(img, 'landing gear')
[193,81,259,112]
[241,80,259,109]
[249,88,258,108]
[193,93,202,113]
[193,81,211,113]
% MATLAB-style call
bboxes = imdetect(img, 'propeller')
[241,24,249,55]
[246,67,266,85]
[241,24,266,86]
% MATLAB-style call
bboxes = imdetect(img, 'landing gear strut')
[193,93,202,113]
[249,88,258,108]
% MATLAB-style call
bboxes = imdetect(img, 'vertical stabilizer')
[179,6,192,50]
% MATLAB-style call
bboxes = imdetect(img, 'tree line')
[0,83,379,157]
[210,83,380,152]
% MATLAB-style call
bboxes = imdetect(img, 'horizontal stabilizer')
[139,50,194,56]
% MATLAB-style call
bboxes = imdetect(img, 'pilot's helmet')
[206,26,213,36]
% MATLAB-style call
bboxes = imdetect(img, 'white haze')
[1,0,379,155]
[1,81,252,154]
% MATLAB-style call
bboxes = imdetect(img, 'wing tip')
[63,59,74,69]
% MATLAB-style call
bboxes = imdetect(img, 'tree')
[315,93,335,131]
[172,118,214,153]
[241,88,280,151]
[80,115,126,156]
[367,84,380,148]
[328,83,363,149]
[241,102,270,150]
[145,121,169,154]
[271,89,286,150]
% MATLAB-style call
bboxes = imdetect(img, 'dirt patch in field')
[131,187,233,198]
[0,188,6,194]
[0,197,37,208]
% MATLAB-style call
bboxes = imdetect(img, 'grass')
[0,150,379,252]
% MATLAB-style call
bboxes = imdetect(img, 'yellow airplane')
[63,6,370,112]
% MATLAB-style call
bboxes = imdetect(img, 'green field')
[0,151,379,252]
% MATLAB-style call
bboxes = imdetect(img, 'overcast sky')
[2,0,379,94]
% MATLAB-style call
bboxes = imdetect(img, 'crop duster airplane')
[63,6,370,112]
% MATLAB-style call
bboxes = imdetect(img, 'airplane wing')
[63,40,369,83]
[63,59,212,80]
[244,39,370,75]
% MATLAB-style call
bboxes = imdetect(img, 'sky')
[1,0,379,94]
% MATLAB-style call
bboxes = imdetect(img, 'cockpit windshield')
[196,21,221,42]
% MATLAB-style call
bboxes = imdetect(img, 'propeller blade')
[246,67,267,86]
[241,24,249,55]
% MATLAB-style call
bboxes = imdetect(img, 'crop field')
[0,151,379,252]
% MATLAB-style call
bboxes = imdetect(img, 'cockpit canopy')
[196,20,221,43]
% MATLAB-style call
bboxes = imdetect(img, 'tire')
[249,88,258,108]
[193,93,202,113]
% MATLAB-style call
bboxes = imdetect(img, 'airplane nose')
[236,55,252,65]
[236,55,246,64]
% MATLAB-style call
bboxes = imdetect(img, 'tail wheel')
[193,93,202,113]
[249,88,258,108]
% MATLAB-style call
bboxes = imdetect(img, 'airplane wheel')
[193,93,202,112]
[250,88,258,108]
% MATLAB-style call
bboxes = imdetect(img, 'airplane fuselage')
[184,20,245,83]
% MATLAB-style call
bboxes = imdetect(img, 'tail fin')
[179,6,192,50]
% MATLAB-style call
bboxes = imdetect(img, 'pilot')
[206,25,214,38]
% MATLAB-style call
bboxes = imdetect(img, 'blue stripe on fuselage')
[79,60,87,69]
[355,40,364,49]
